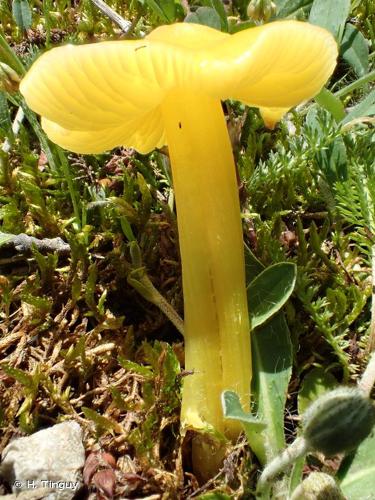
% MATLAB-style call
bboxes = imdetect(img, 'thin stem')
[257,437,309,496]
[127,271,185,336]
[0,32,25,76]
[161,92,251,444]
[369,244,375,352]
[358,352,375,397]
[2,107,24,153]
[56,147,82,230]
[334,70,375,98]
[152,284,184,335]
[89,0,132,33]
[20,100,60,173]
[128,240,184,334]
[360,165,375,353]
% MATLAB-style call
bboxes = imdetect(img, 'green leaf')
[137,172,152,225]
[288,457,306,498]
[342,88,375,124]
[145,0,176,22]
[338,431,375,499]
[118,357,153,378]
[82,407,117,434]
[306,107,347,185]
[64,335,87,365]
[314,88,346,122]
[248,262,297,329]
[197,493,232,500]
[210,0,228,31]
[32,246,58,287]
[110,387,129,411]
[251,313,293,463]
[0,232,13,247]
[335,70,375,98]
[159,0,176,22]
[244,251,293,464]
[0,33,25,76]
[222,390,266,427]
[341,24,369,77]
[21,293,52,314]
[55,146,81,226]
[245,243,264,284]
[185,7,222,31]
[12,0,32,31]
[298,368,337,414]
[290,365,337,495]
[144,0,166,21]
[309,0,350,42]
[18,408,38,434]
[20,105,60,174]
[161,344,180,393]
[228,19,256,34]
[0,33,25,75]
[274,0,313,18]
[120,216,135,241]
[0,93,13,140]
[85,263,98,314]
[318,136,348,186]
[1,365,36,390]
[222,390,266,463]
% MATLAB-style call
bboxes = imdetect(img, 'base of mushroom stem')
[190,432,229,484]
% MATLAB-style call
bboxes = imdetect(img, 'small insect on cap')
[20,21,337,154]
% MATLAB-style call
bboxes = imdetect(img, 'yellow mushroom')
[20,20,337,478]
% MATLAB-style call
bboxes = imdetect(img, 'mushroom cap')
[20,21,337,154]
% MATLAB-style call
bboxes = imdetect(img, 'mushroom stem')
[161,91,251,443]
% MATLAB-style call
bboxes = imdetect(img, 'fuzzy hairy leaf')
[210,0,228,31]
[298,367,337,414]
[309,0,350,41]
[222,390,266,460]
[338,431,375,498]
[275,0,313,18]
[244,246,294,463]
[222,390,265,427]
[341,23,369,77]
[342,89,375,124]
[185,7,222,30]
[12,0,32,31]
[251,313,293,463]
[248,262,297,329]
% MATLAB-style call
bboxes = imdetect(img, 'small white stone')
[0,422,85,500]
